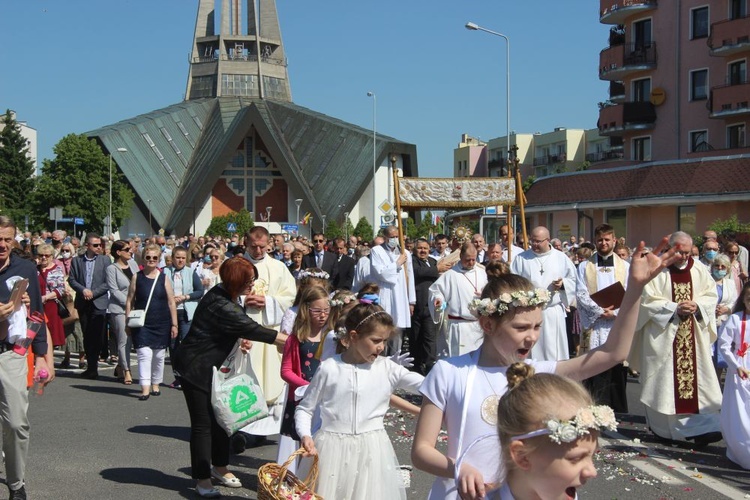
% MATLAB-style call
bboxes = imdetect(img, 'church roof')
[87,97,417,233]
[524,155,750,211]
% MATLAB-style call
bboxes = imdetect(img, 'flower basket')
[257,448,322,500]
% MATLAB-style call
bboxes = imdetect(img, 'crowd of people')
[2,216,750,499]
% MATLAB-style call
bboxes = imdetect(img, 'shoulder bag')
[127,273,159,328]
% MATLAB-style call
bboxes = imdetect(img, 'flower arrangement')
[469,289,551,318]
[297,269,330,280]
[329,294,356,308]
[513,405,618,444]
[333,326,348,340]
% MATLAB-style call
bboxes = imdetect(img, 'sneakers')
[9,485,27,500]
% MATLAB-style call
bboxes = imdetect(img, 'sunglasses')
[211,255,220,260]
[314,239,325,243]
[728,251,739,255]
[38,254,52,258]
[144,256,159,261]
[89,243,102,248]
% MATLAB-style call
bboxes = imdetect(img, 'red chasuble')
[669,258,699,414]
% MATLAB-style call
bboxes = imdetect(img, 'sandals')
[123,370,132,385]
[210,469,242,488]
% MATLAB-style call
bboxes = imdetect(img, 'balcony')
[600,0,657,24]
[597,101,657,135]
[708,15,750,57]
[709,80,750,118]
[533,154,565,166]
[586,150,625,162]
[609,81,626,102]
[600,42,657,80]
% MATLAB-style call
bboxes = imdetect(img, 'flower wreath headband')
[513,405,618,444]
[329,294,356,308]
[298,269,330,280]
[469,289,551,318]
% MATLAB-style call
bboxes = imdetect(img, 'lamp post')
[109,147,128,236]
[322,214,327,234]
[295,198,303,224]
[367,91,377,232]
[146,199,152,236]
[466,22,511,176]
[343,211,350,240]
[265,206,272,224]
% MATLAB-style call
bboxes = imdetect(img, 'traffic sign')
[227,222,237,232]
[378,200,392,214]
[58,218,73,223]
[281,224,299,235]
[74,217,84,225]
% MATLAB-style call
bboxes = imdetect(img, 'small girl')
[279,286,329,449]
[412,238,674,500]
[318,289,358,361]
[279,268,330,337]
[479,363,615,499]
[296,303,424,500]
[718,281,750,469]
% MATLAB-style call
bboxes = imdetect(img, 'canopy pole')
[514,158,528,249]
[391,155,409,291]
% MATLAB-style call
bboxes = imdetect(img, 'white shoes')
[210,468,243,488]
[196,484,221,498]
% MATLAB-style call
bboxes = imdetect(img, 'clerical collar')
[245,252,264,265]
[597,253,614,267]
[670,257,693,274]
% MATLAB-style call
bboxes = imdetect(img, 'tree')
[0,110,36,224]
[31,134,134,233]
[324,220,343,240]
[405,217,419,239]
[352,217,375,241]
[205,208,254,238]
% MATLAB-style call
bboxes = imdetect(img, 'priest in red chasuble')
[630,231,722,445]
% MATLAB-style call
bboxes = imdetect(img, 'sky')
[2,0,610,178]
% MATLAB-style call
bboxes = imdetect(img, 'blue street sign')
[227,222,237,232]
[74,217,84,225]
[282,224,298,234]
[58,218,73,223]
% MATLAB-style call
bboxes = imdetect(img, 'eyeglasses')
[314,239,325,243]
[210,255,220,260]
[530,239,549,244]
[38,254,52,258]
[309,307,331,315]
[144,256,159,261]
[728,251,739,255]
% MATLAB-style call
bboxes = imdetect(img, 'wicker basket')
[257,448,322,500]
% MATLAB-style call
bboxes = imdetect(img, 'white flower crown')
[329,295,356,307]
[469,289,551,318]
[512,405,618,444]
[334,326,348,340]
[298,269,330,280]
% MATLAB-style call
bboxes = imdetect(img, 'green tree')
[205,208,254,238]
[324,219,343,240]
[342,217,355,240]
[352,217,374,241]
[31,134,134,233]
[522,175,537,193]
[0,110,36,223]
[416,211,441,239]
[405,217,419,239]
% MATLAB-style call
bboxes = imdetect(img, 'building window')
[678,206,696,235]
[221,74,258,97]
[189,76,215,99]
[730,0,747,20]
[633,78,651,102]
[690,69,708,100]
[633,136,651,161]
[689,130,709,152]
[691,7,709,39]
[729,60,747,86]
[728,123,746,148]
[633,19,652,47]
[606,209,627,240]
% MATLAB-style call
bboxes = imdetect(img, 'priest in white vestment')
[631,231,723,445]
[511,226,576,361]
[370,225,416,353]
[240,227,296,436]
[429,243,488,358]
[576,224,630,412]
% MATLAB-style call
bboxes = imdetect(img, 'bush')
[204,209,254,238]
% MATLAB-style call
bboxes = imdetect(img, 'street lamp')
[265,206,272,223]
[367,91,377,232]
[466,22,511,175]
[146,199,152,235]
[109,147,127,236]
[343,211,350,240]
[295,198,303,225]
[322,214,327,234]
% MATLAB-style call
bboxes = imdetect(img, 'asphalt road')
[7,355,750,499]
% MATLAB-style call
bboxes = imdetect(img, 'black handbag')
[55,298,71,319]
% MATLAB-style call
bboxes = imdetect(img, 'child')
[296,303,424,500]
[487,362,615,499]
[278,286,329,470]
[318,289,358,361]
[279,268,330,336]
[412,238,674,500]
[718,281,750,469]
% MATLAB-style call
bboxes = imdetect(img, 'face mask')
[712,269,727,280]
[61,251,71,259]
[387,238,399,249]
[704,250,717,261]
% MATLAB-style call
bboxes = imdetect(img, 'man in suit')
[68,233,112,379]
[411,238,439,374]
[303,232,336,275]
[331,237,355,290]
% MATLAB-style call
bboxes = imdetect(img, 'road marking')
[601,432,744,499]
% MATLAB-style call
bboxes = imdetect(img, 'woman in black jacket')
[174,256,288,498]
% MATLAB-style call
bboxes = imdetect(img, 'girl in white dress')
[295,303,424,500]
[412,238,676,500]
[718,281,750,469]
[484,363,616,499]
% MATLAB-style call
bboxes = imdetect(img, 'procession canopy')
[398,177,517,208]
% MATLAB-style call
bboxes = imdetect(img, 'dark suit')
[69,254,112,375]
[411,255,440,374]
[331,254,355,290]
[303,251,336,276]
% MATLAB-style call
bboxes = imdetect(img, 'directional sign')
[58,218,73,223]
[227,222,237,232]
[281,224,299,235]
[74,217,84,225]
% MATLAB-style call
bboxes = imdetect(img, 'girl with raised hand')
[486,362,615,499]
[718,281,750,469]
[296,303,424,500]
[412,238,675,500]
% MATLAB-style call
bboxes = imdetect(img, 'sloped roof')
[87,97,417,233]
[525,155,750,211]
